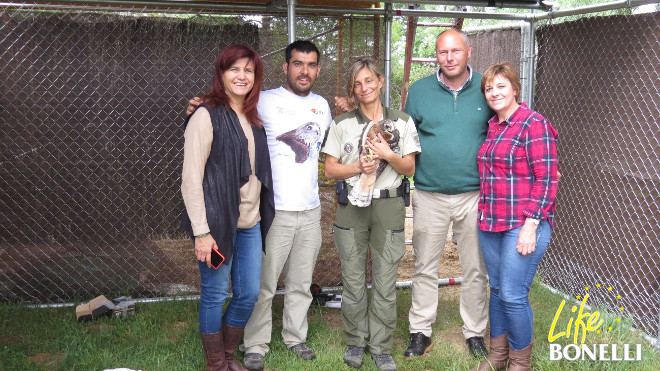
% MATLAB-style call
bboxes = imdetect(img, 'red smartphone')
[210,247,225,269]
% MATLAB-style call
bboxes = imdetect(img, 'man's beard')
[286,75,313,96]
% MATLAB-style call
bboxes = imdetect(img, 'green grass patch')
[0,280,657,370]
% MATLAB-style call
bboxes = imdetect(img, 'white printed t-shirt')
[258,86,332,211]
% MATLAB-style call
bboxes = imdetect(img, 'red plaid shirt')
[477,103,558,232]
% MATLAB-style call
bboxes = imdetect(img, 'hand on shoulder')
[334,96,354,113]
[186,96,203,116]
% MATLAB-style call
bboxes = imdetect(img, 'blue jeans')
[478,221,552,350]
[198,223,262,334]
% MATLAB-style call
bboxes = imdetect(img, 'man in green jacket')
[403,28,492,359]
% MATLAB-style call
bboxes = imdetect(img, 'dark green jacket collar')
[354,104,407,125]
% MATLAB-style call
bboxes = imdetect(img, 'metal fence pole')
[384,3,393,108]
[1,0,657,344]
[287,0,296,43]
[520,21,531,104]
[526,19,536,109]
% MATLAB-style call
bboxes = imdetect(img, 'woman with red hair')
[181,44,274,371]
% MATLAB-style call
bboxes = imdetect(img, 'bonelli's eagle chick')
[348,119,400,207]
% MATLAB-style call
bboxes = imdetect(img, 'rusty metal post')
[335,18,344,112]
[400,14,417,110]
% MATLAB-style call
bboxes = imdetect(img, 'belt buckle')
[372,189,388,199]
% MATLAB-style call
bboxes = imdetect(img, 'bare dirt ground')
[150,186,463,299]
[1,186,462,303]
[0,239,193,302]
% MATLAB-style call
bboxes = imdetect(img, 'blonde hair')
[346,57,384,107]
[481,62,522,104]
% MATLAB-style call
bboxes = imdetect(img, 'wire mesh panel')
[534,12,660,337]
[0,3,388,303]
[469,28,522,75]
[0,7,260,302]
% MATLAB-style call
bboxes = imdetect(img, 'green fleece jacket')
[404,70,493,194]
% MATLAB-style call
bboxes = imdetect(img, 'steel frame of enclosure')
[5,0,655,108]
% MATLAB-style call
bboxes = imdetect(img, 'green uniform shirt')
[322,105,421,189]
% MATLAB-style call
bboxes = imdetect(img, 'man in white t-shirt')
[241,40,331,370]
[187,41,331,371]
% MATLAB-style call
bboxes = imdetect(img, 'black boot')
[466,336,489,358]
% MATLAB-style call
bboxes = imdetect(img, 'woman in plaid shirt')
[475,62,558,371]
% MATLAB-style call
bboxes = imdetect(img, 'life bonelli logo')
[547,284,641,362]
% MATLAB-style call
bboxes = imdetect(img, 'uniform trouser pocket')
[374,228,406,264]
[333,224,359,264]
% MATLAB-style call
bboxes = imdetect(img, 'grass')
[0,280,658,370]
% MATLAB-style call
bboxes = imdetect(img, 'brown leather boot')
[508,343,533,371]
[200,332,229,371]
[222,323,247,371]
[473,334,509,371]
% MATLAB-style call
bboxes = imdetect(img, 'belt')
[371,184,404,199]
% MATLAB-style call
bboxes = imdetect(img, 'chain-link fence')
[0,3,385,302]
[1,1,658,341]
[534,11,660,338]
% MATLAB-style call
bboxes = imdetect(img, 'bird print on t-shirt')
[276,122,322,163]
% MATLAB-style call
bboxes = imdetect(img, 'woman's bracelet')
[195,232,210,238]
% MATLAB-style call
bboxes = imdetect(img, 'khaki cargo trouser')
[334,196,406,355]
[242,207,322,355]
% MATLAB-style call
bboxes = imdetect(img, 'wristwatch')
[526,218,540,225]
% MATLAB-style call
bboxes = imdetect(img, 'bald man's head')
[436,28,470,49]
[435,28,472,88]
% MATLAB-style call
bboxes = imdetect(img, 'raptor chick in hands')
[348,119,399,207]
